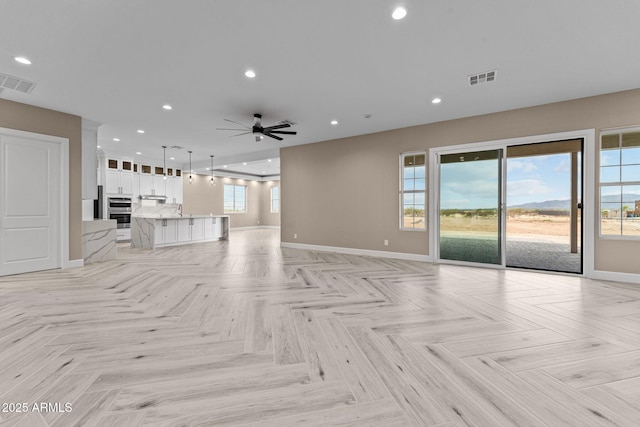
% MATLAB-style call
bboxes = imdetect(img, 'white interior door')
[0,134,61,276]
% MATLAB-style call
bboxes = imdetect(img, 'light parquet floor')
[1,229,640,426]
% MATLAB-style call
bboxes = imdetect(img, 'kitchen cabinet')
[165,176,183,204]
[139,171,170,197]
[177,217,204,242]
[177,218,191,242]
[131,216,229,249]
[132,173,140,201]
[116,228,131,241]
[154,175,166,195]
[165,177,174,202]
[104,156,134,195]
[107,158,133,172]
[191,218,204,241]
[105,169,133,195]
[155,218,177,245]
[203,217,222,240]
[139,174,153,196]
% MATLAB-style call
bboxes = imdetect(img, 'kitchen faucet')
[177,204,182,216]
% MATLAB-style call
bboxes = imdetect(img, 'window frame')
[400,151,427,231]
[270,185,279,213]
[224,184,247,214]
[599,126,640,239]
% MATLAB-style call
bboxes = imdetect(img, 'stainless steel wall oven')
[107,197,132,229]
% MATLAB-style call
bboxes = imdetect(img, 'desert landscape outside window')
[400,152,426,230]
[600,129,640,237]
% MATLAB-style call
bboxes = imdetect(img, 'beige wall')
[281,88,640,275]
[0,99,82,261]
[182,174,280,228]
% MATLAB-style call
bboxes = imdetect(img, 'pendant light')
[209,155,215,186]
[162,145,167,180]
[188,150,193,183]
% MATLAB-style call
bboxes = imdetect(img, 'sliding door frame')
[429,129,595,276]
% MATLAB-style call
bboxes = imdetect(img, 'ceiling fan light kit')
[217,113,297,142]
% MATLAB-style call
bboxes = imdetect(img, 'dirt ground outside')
[440,215,575,245]
[407,214,640,243]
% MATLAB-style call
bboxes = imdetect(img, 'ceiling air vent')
[0,72,36,94]
[468,70,496,86]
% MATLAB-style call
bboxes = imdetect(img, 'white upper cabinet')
[102,155,182,202]
[153,175,166,196]
[104,157,133,195]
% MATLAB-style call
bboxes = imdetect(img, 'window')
[224,184,247,213]
[600,128,640,237]
[271,186,279,213]
[401,152,426,230]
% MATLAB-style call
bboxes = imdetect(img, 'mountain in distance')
[508,199,570,210]
[509,194,640,210]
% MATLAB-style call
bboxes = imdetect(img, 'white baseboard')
[232,226,281,230]
[64,259,84,269]
[280,242,432,262]
[590,270,640,285]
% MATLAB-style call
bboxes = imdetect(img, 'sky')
[440,153,574,209]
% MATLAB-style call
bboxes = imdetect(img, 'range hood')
[139,194,167,203]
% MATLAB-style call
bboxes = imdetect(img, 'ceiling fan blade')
[223,118,251,128]
[264,133,283,141]
[230,131,252,137]
[264,123,291,131]
[269,130,297,135]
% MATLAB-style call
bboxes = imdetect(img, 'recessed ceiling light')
[162,104,172,110]
[330,120,338,125]
[244,69,256,78]
[137,129,145,134]
[113,138,120,142]
[392,7,407,20]
[267,159,272,162]
[14,56,31,65]
[432,97,442,104]
[170,157,175,160]
[97,145,101,149]
[136,152,142,155]
[262,171,266,174]
[242,162,247,166]
[223,165,227,168]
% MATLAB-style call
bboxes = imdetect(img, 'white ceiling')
[1,1,639,175]
[215,158,280,179]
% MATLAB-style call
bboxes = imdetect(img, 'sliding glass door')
[505,140,583,273]
[439,149,503,265]
[435,140,584,273]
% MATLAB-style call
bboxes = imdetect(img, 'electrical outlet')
[294,233,297,239]
[384,240,389,246]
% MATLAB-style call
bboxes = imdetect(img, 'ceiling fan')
[217,113,297,142]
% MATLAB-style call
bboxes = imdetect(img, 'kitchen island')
[131,215,229,249]
[83,219,117,263]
